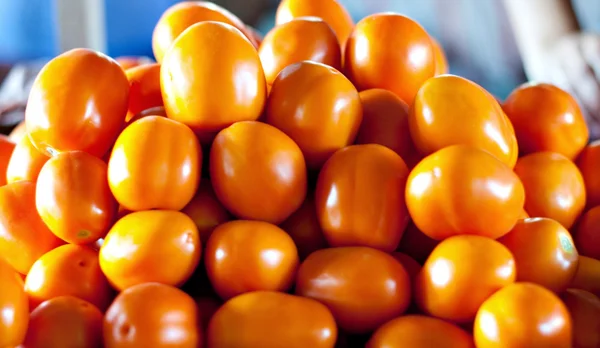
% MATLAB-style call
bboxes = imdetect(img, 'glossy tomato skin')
[161,21,266,133]
[100,210,201,291]
[6,134,48,184]
[0,135,16,186]
[561,289,600,348]
[295,247,411,334]
[474,282,572,348]
[0,260,28,347]
[406,145,525,240]
[180,180,230,245]
[207,291,337,348]
[576,140,600,208]
[125,63,163,122]
[108,116,201,211]
[574,206,600,259]
[345,13,435,104]
[26,48,129,158]
[503,83,589,160]
[210,121,307,224]
[103,283,201,348]
[409,75,517,167]
[571,256,600,297]
[514,152,586,229]
[280,193,328,260]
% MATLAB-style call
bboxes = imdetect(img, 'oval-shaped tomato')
[280,193,328,260]
[0,135,16,186]
[576,140,600,208]
[108,116,201,211]
[26,48,129,158]
[161,21,266,133]
[406,145,524,240]
[295,247,411,334]
[561,289,600,348]
[208,291,336,348]
[22,296,103,348]
[103,283,200,347]
[571,256,600,298]
[397,222,440,264]
[514,151,586,229]
[503,83,589,160]
[431,37,449,75]
[6,135,48,184]
[574,206,600,260]
[125,63,163,122]
[210,121,307,224]
[474,282,572,348]
[0,260,28,347]
[9,121,27,143]
[100,210,201,291]
[266,61,362,169]
[181,180,230,245]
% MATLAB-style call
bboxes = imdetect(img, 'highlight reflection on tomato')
[0,259,28,347]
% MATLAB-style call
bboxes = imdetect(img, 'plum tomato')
[6,134,48,184]
[0,260,28,347]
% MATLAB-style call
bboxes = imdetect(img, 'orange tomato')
[474,282,572,348]
[207,291,337,348]
[571,256,600,297]
[415,235,516,322]
[108,116,201,211]
[125,63,163,122]
[409,75,517,167]
[391,252,422,281]
[561,289,600,348]
[266,61,362,169]
[315,144,410,252]
[181,180,230,245]
[0,260,28,347]
[22,296,103,348]
[514,152,586,229]
[0,135,16,186]
[205,220,298,300]
[576,140,600,208]
[210,121,307,224]
[24,244,112,311]
[431,37,449,75]
[503,83,589,160]
[0,181,63,274]
[103,282,200,347]
[345,13,435,104]
[6,135,48,184]
[397,222,440,264]
[8,121,27,143]
[26,48,129,158]
[295,247,411,334]
[406,145,525,240]
[574,206,600,259]
[280,193,328,260]
[161,21,266,133]
[100,210,201,291]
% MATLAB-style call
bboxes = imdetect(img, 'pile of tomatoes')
[1,0,600,347]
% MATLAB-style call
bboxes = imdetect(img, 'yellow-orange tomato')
[26,48,129,158]
[125,63,163,122]
[415,235,516,322]
[571,256,600,298]
[205,220,298,300]
[181,180,230,245]
[367,315,475,348]
[0,135,16,186]
[210,121,307,224]
[36,151,117,245]
[561,289,600,348]
[345,13,435,104]
[207,291,337,348]
[6,135,48,184]
[296,247,411,333]
[0,260,28,347]
[576,140,600,208]
[9,121,27,143]
[315,144,409,252]
[431,37,449,75]
[259,17,341,85]
[266,61,362,169]
[514,152,586,229]
[474,282,572,348]
[280,193,328,260]
[574,206,600,260]
[503,83,589,160]
[355,89,421,168]
[161,21,266,133]
[104,283,200,347]
[397,222,440,264]
[24,244,112,311]
[22,296,103,348]
[0,181,63,274]
[406,145,525,240]
[100,210,201,291]
[108,116,201,211]
[409,75,517,167]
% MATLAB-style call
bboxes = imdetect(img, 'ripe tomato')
[125,63,163,122]
[6,135,48,184]
[280,193,328,260]
[406,145,524,240]
[576,140,600,208]
[355,89,420,168]
[266,61,362,169]
[295,247,411,333]
[474,282,572,348]
[26,48,129,158]
[181,180,230,245]
[0,135,16,186]
[0,181,63,274]
[259,17,341,86]
[503,83,589,160]
[100,210,201,291]
[390,252,421,281]
[571,256,600,297]
[514,152,586,229]
[22,296,103,348]
[315,144,410,251]
[161,21,266,133]
[8,121,27,143]
[36,151,117,245]
[104,283,200,347]
[561,289,600,348]
[415,235,516,322]
[367,315,474,348]
[0,260,28,347]
[431,37,449,75]
[409,75,517,167]
[24,244,112,311]
[205,220,298,300]
[207,291,337,348]
[345,13,435,104]
[210,121,307,224]
[397,222,440,264]
[574,206,600,260]
[108,116,201,211]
